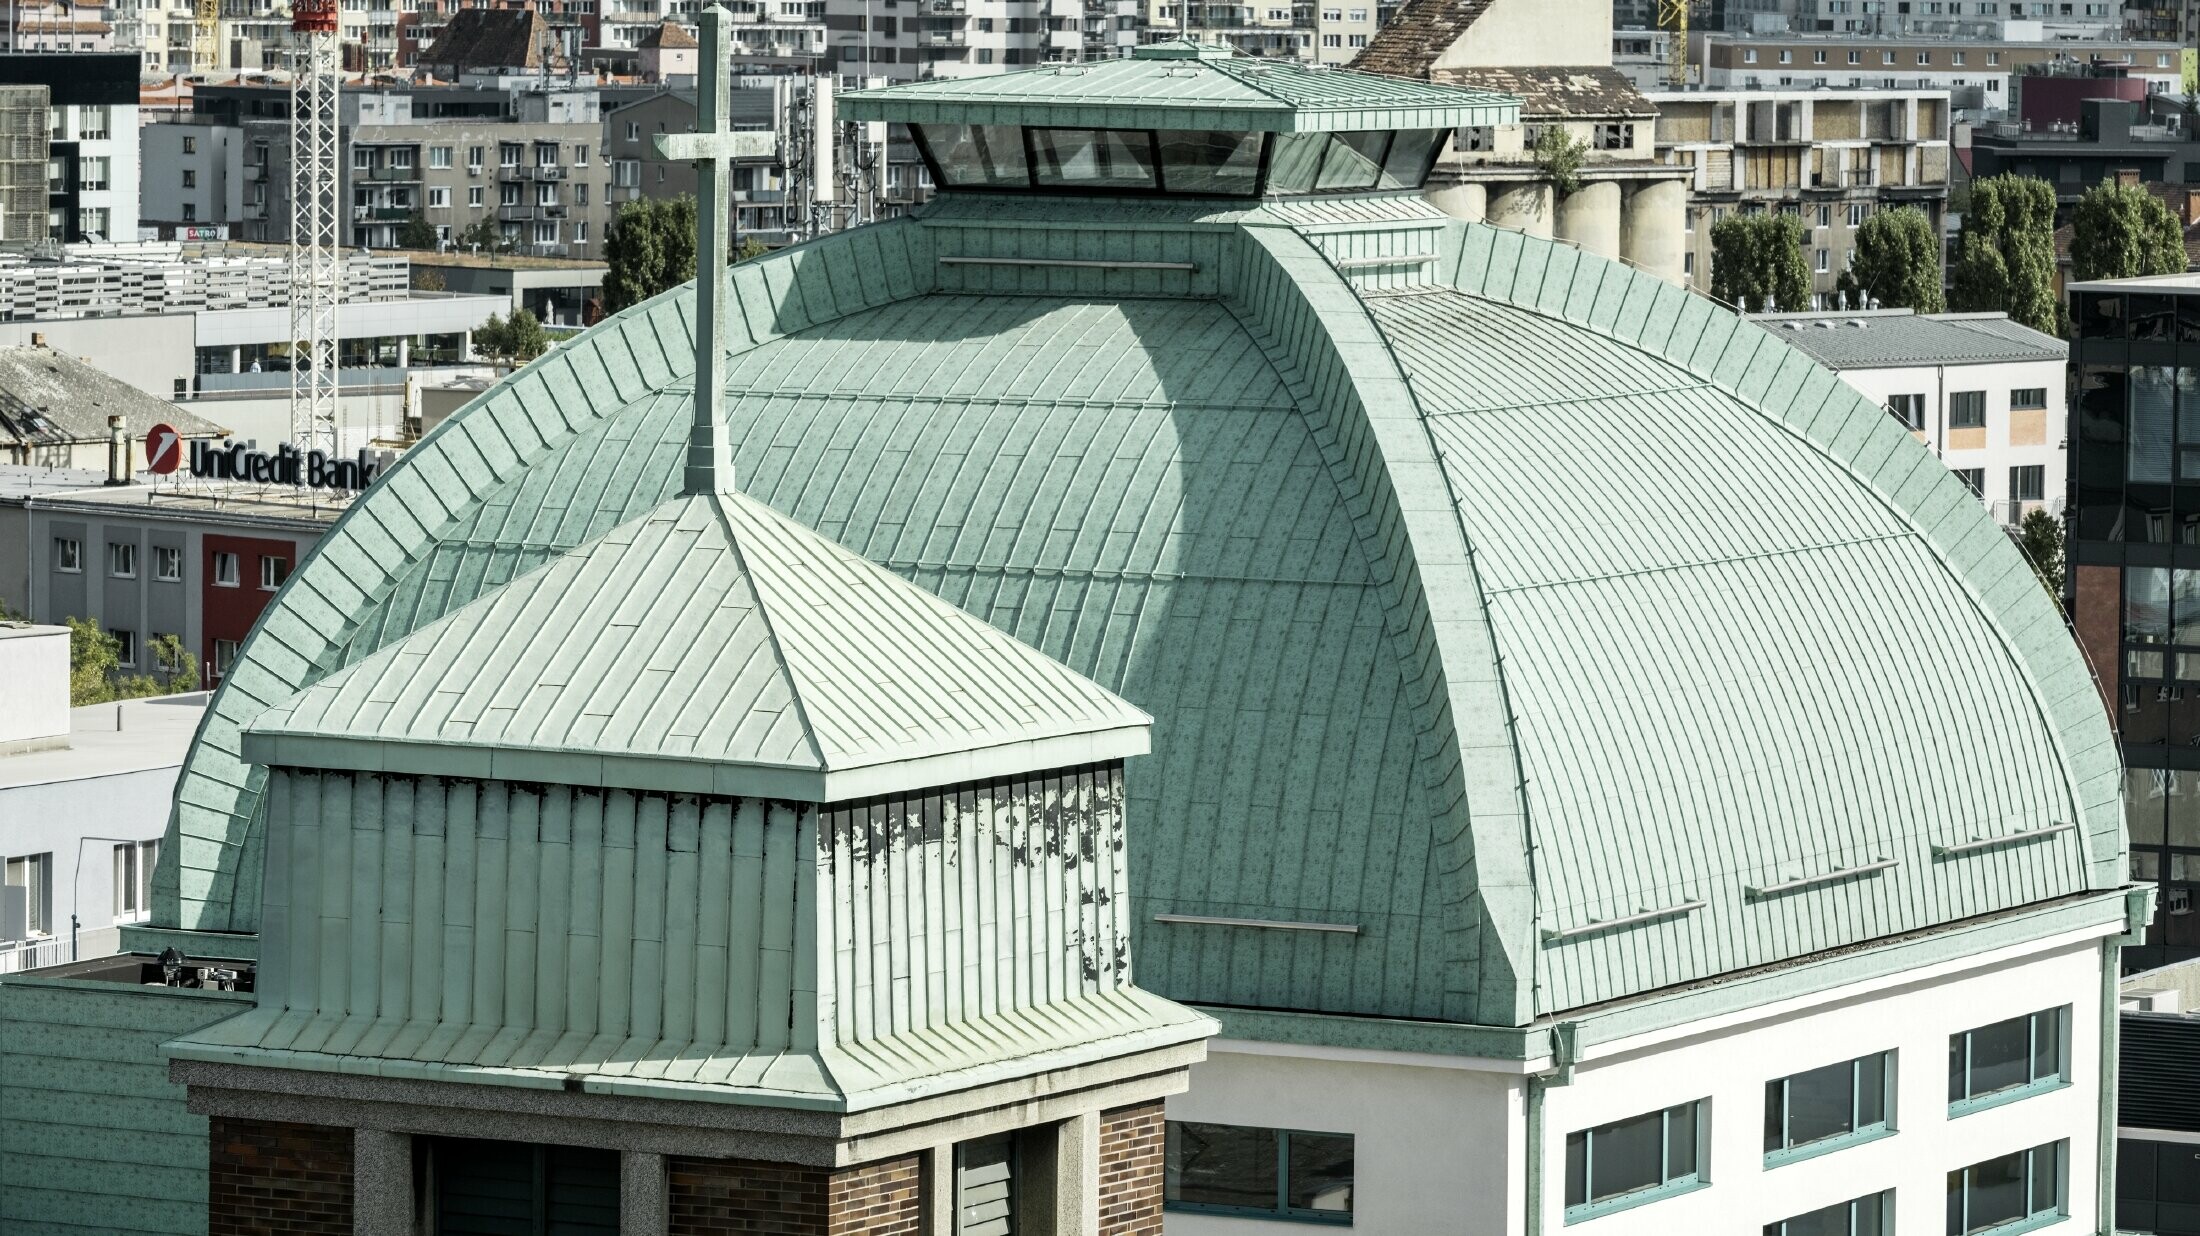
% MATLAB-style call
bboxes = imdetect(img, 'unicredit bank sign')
[188,440,382,491]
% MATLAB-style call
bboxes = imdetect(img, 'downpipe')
[1525,1022,1580,1236]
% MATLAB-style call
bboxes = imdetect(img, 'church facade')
[0,36,2146,1236]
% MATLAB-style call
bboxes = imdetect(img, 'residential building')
[2067,273,2200,971]
[1649,86,1952,303]
[1356,0,1692,284]
[0,43,2146,1236]
[0,0,114,52]
[0,627,206,974]
[1699,32,2184,114]
[137,122,243,236]
[0,52,136,243]
[1971,95,2200,206]
[1754,308,2068,526]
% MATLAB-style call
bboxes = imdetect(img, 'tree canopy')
[456,217,509,253]
[397,211,438,251]
[1839,206,1944,313]
[2015,508,2064,604]
[1948,174,2059,334]
[66,617,200,706]
[2069,178,2187,284]
[1709,211,1813,312]
[602,195,773,314]
[473,308,550,368]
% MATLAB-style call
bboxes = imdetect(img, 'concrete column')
[1486,182,1553,238]
[395,335,409,369]
[228,345,241,373]
[1622,179,1689,286]
[351,1128,411,1236]
[621,1150,668,1236]
[459,328,473,362]
[921,1145,954,1236]
[1554,179,1622,262]
[1423,179,1487,223]
[1055,1112,1100,1236]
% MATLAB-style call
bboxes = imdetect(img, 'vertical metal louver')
[955,1133,1017,1236]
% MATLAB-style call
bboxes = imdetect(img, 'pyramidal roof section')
[838,39,1518,133]
[242,491,1151,801]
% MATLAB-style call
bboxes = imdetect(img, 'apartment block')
[1702,31,2183,113]
[1649,87,1950,303]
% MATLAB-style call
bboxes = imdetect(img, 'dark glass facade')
[2070,287,2200,968]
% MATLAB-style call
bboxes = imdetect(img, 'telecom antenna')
[289,0,341,463]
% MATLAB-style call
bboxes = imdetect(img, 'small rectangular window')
[211,638,239,678]
[1888,393,1927,431]
[429,145,451,168]
[1950,1007,2068,1111]
[154,545,181,581]
[1563,1101,1704,1218]
[1948,1141,2063,1234]
[113,839,158,923]
[107,541,135,578]
[260,556,288,591]
[1949,390,1987,429]
[1956,468,1986,496]
[1030,128,1159,191]
[1767,1190,1890,1236]
[212,551,239,587]
[1166,1121,1353,1222]
[54,536,79,573]
[4,854,52,937]
[919,124,1028,188]
[2010,465,2045,502]
[1154,129,1262,196]
[111,627,136,667]
[2010,387,2047,410]
[1765,1051,1893,1161]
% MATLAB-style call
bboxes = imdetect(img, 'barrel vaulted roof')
[158,174,2123,1033]
[838,39,1518,133]
[242,491,1150,802]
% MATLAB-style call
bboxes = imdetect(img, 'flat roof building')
[0,37,2147,1236]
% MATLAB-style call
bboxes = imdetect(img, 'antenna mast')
[289,0,341,462]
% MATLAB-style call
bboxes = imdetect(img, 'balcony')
[923,26,965,43]
[244,163,267,183]
[502,164,566,182]
[365,164,420,182]
[497,204,537,222]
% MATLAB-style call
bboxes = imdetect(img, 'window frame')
[54,536,79,573]
[1764,1050,1897,1167]
[1765,1189,1892,1236]
[908,123,1445,201]
[1947,1140,2065,1235]
[1949,1007,2071,1117]
[1164,1120,1355,1225]
[212,550,239,588]
[154,544,182,582]
[107,540,134,578]
[260,555,287,591]
[1950,390,1988,429]
[1562,1100,1709,1223]
[2009,387,2047,411]
[113,839,157,924]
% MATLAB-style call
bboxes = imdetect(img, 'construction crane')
[288,0,341,462]
[192,0,219,72]
[1660,0,1688,87]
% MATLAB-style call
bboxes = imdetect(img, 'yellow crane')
[193,0,219,72]
[1659,0,1688,86]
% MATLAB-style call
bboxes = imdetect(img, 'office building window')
[1950,1007,2068,1112]
[1767,1191,1890,1236]
[54,536,79,572]
[2010,387,2047,410]
[155,545,181,581]
[1166,1122,1353,1222]
[1956,468,1986,496]
[1563,1101,1704,1219]
[212,551,239,587]
[260,555,287,591]
[114,840,157,923]
[2010,465,2045,502]
[1948,1141,2063,1235]
[1949,391,1987,429]
[1887,393,1926,430]
[112,627,135,666]
[4,853,52,938]
[107,541,135,578]
[1765,1051,1893,1162]
[211,638,239,678]
[429,144,451,168]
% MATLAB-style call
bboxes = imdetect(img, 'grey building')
[1970,96,2200,206]
[139,121,245,235]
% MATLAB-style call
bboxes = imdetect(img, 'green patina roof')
[241,490,1150,802]
[838,39,1519,133]
[155,193,2123,1032]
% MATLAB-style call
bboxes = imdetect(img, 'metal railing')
[0,935,73,975]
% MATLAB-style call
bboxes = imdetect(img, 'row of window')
[1161,1007,2072,1229]
[53,538,287,590]
[1948,466,2047,503]
[1882,388,2047,433]
[353,142,591,173]
[1,843,161,942]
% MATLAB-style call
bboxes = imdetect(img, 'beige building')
[1649,87,1951,304]
[1141,0,1377,66]
[1354,0,1690,284]
[1701,32,2183,113]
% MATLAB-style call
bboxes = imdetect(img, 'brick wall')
[2074,562,2120,718]
[670,1153,922,1236]
[1099,1102,1167,1236]
[826,1154,922,1236]
[207,1116,355,1236]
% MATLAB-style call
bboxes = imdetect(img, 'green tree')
[397,211,438,251]
[457,217,508,253]
[603,195,699,313]
[473,308,550,368]
[1841,206,1945,312]
[2015,508,2065,604]
[1949,174,2060,334]
[2069,178,2187,283]
[1532,125,1587,199]
[68,616,122,705]
[1709,211,1812,312]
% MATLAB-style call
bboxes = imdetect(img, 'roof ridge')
[706,491,830,774]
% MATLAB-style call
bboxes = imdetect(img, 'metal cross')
[655,5,775,496]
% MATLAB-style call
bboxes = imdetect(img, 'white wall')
[1166,1045,1522,1236]
[0,626,69,746]
[1831,355,2067,521]
[1433,0,1611,70]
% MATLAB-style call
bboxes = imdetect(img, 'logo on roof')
[145,423,181,475]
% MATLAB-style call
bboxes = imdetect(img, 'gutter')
[1524,1021,1578,1236]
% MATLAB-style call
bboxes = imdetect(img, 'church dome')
[162,57,2121,1029]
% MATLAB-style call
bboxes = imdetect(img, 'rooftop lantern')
[841,39,1519,199]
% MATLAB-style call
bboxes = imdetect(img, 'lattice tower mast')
[1660,0,1688,86]
[192,0,219,73]
[289,0,341,462]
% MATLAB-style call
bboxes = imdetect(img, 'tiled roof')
[637,20,695,49]
[419,8,549,73]
[1750,310,2065,369]
[243,490,1150,801]
[839,39,1518,133]
[1348,0,1494,78]
[1429,64,1656,120]
[0,346,227,449]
